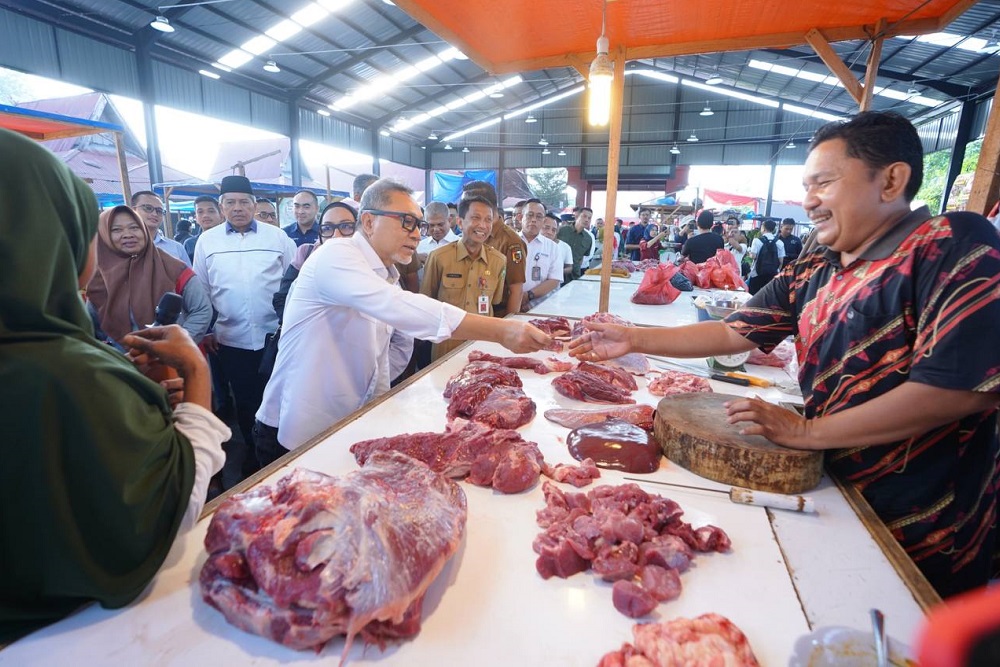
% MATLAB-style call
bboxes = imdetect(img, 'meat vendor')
[255,178,554,466]
[570,111,1000,598]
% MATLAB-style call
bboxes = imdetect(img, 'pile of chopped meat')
[544,404,655,431]
[199,454,467,658]
[635,258,662,271]
[444,360,536,429]
[467,350,573,374]
[647,370,714,397]
[598,613,760,667]
[533,482,731,618]
[611,259,637,273]
[351,419,600,493]
[553,361,637,404]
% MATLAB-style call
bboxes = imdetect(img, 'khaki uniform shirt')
[485,219,526,317]
[421,240,506,359]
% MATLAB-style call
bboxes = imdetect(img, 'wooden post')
[114,131,132,205]
[968,61,1000,214]
[859,19,885,112]
[805,28,864,105]
[599,46,627,313]
[326,164,332,200]
[163,186,174,238]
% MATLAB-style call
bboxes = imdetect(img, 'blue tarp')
[432,170,497,203]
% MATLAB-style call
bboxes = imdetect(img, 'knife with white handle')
[623,477,815,513]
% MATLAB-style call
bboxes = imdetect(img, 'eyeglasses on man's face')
[363,209,424,233]
[256,210,277,220]
[321,222,356,236]
[136,203,165,217]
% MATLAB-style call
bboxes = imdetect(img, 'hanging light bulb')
[787,139,797,149]
[462,146,470,153]
[524,114,538,123]
[541,147,551,155]
[444,143,453,150]
[706,71,723,85]
[687,133,699,142]
[700,102,714,116]
[557,147,567,156]
[538,136,549,146]
[587,3,613,127]
[263,60,280,73]
[428,131,438,140]
[150,15,175,33]
[670,144,681,155]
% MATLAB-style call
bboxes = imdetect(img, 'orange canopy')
[396,0,976,74]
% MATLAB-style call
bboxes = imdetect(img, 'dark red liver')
[566,418,661,474]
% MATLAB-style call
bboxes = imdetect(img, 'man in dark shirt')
[283,189,320,246]
[558,207,595,280]
[625,208,650,261]
[680,210,725,263]
[569,111,1000,598]
[779,218,804,266]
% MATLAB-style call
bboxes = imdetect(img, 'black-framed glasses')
[256,211,277,220]
[363,209,423,233]
[321,222,356,236]
[136,203,165,216]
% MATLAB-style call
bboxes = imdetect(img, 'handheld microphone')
[154,292,183,326]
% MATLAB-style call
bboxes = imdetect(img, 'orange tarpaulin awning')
[396,0,976,75]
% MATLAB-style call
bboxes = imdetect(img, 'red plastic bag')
[631,263,682,305]
[700,249,747,290]
[679,259,699,285]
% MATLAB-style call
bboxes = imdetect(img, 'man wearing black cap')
[193,174,296,481]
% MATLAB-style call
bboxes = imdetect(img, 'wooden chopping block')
[653,393,823,494]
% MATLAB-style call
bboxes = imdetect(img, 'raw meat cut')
[647,370,713,397]
[444,360,535,429]
[467,350,574,374]
[571,312,634,338]
[598,613,760,667]
[527,316,572,337]
[351,420,599,494]
[748,338,795,370]
[635,258,661,271]
[553,368,636,404]
[533,482,730,619]
[602,352,651,376]
[576,361,638,390]
[443,360,521,398]
[543,458,601,487]
[200,454,467,661]
[544,404,655,431]
[611,259,637,273]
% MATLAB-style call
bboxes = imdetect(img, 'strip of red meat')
[544,405,655,431]
[553,369,636,404]
[577,361,638,390]
[527,316,572,337]
[571,312,633,338]
[200,455,466,658]
[467,350,573,374]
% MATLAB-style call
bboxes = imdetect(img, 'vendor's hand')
[567,321,632,360]
[724,396,814,449]
[160,376,185,408]
[500,321,554,354]
[200,332,220,354]
[122,325,206,377]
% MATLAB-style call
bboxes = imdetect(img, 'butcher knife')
[623,476,815,513]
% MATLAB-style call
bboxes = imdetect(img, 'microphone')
[154,292,183,326]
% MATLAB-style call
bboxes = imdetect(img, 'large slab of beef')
[199,453,466,660]
[443,360,535,429]
[570,311,634,338]
[544,404,655,431]
[533,481,730,619]
[552,366,637,404]
[598,613,760,667]
[467,350,574,375]
[526,316,571,352]
[351,420,600,493]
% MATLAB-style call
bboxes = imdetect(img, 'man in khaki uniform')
[460,180,526,316]
[422,195,506,360]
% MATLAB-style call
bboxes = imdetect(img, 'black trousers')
[216,344,266,479]
[748,273,776,295]
[253,419,290,469]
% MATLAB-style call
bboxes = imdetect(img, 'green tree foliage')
[527,168,568,210]
[916,148,951,214]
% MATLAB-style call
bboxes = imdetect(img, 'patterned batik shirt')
[725,206,1000,595]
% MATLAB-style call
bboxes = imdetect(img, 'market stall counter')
[0,313,932,665]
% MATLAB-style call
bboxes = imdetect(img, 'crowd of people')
[3,109,999,644]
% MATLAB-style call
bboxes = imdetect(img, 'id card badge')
[478,294,490,314]
[531,265,541,282]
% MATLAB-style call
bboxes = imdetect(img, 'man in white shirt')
[520,199,564,311]
[253,178,554,466]
[543,212,574,284]
[415,201,458,268]
[747,217,786,294]
[193,175,296,479]
[132,190,191,267]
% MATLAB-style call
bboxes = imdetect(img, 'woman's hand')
[724,396,815,449]
[567,322,633,360]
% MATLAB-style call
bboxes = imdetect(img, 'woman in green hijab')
[0,129,230,643]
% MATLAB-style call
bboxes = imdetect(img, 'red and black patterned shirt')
[725,207,1000,595]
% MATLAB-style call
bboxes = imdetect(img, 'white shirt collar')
[353,232,400,285]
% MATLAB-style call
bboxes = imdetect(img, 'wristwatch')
[527,290,536,302]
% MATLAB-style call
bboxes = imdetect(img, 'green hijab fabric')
[0,129,195,643]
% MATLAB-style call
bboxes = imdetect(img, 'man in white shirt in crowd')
[253,178,554,466]
[510,199,526,232]
[193,175,296,480]
[132,190,191,267]
[415,201,458,272]
[520,198,564,311]
[543,211,574,283]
